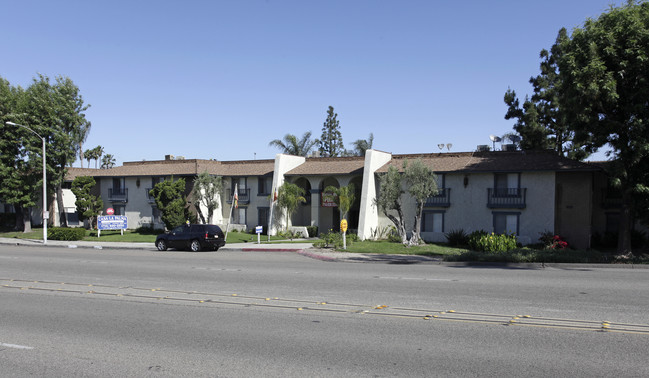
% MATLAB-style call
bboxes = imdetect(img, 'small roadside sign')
[255,226,263,244]
[106,207,115,215]
[340,219,348,233]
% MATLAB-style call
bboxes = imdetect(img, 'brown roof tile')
[285,156,365,176]
[376,151,601,173]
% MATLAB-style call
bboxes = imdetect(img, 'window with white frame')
[493,212,519,235]
[421,210,444,233]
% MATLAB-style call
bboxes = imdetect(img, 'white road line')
[0,342,34,350]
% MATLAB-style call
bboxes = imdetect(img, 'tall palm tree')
[269,132,319,156]
[101,153,115,169]
[351,133,374,156]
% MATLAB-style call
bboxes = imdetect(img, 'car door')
[167,225,189,249]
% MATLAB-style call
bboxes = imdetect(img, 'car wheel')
[190,239,201,252]
[213,246,220,252]
[156,239,168,251]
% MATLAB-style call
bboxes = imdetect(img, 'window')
[232,177,247,192]
[421,211,444,233]
[494,173,520,196]
[258,176,272,196]
[605,212,620,234]
[258,207,269,230]
[152,206,161,223]
[113,177,125,193]
[493,212,519,235]
[113,205,125,216]
[66,207,79,225]
[233,207,246,225]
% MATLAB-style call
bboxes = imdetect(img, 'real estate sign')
[97,215,128,230]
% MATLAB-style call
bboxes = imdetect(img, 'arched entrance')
[292,177,312,227]
[319,177,340,232]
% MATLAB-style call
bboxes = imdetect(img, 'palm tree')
[351,133,374,156]
[269,132,319,156]
[101,153,116,169]
[277,182,306,229]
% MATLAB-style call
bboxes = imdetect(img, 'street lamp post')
[5,122,48,244]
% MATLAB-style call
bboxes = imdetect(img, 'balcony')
[601,189,622,209]
[424,188,451,207]
[146,188,156,203]
[226,188,251,205]
[108,188,128,203]
[487,188,526,209]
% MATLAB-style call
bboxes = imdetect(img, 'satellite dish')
[437,144,445,151]
[509,135,521,143]
[446,143,452,151]
[489,134,502,142]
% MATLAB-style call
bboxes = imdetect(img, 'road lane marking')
[0,343,34,350]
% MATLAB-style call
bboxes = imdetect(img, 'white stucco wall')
[358,149,393,240]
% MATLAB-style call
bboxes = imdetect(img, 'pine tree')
[319,106,344,157]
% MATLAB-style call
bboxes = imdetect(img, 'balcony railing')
[424,188,451,207]
[226,188,251,205]
[146,188,156,203]
[601,189,622,208]
[108,188,128,203]
[487,188,526,208]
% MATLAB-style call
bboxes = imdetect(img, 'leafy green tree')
[22,74,91,227]
[319,106,344,157]
[0,77,40,232]
[404,159,438,246]
[351,133,374,156]
[269,132,319,156]
[504,30,588,160]
[374,165,407,244]
[277,182,306,230]
[554,1,649,253]
[324,184,356,220]
[71,176,103,229]
[101,153,116,169]
[191,171,223,224]
[150,177,190,230]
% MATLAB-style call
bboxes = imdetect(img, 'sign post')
[340,219,348,250]
[255,226,263,244]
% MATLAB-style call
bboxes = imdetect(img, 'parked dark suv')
[155,224,226,252]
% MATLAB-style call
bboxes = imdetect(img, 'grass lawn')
[0,228,293,244]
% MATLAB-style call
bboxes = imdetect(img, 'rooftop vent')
[165,154,175,161]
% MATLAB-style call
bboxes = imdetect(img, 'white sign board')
[98,215,128,230]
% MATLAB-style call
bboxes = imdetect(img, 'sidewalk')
[0,237,441,263]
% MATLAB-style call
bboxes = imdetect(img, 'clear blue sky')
[2,0,622,166]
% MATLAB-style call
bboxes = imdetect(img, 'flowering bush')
[469,231,518,253]
[539,232,569,249]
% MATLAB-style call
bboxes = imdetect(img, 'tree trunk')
[409,203,424,246]
[57,184,68,227]
[617,189,633,255]
[23,207,32,233]
[14,205,24,231]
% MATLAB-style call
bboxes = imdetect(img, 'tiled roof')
[285,156,365,176]
[375,151,601,173]
[65,158,275,180]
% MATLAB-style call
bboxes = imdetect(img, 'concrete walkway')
[0,237,441,263]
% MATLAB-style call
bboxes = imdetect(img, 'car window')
[206,225,222,234]
[191,225,205,233]
[172,226,186,234]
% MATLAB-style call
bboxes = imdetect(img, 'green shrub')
[313,230,355,249]
[445,229,468,246]
[469,232,517,253]
[306,226,318,238]
[467,230,488,250]
[48,227,86,241]
[134,224,158,235]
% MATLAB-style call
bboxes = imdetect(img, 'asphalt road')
[1,245,648,377]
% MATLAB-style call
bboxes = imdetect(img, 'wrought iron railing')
[487,188,526,208]
[226,188,251,204]
[108,188,128,202]
[424,188,451,207]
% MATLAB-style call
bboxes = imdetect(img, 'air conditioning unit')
[502,144,517,151]
[476,145,490,152]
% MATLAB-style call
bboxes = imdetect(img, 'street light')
[5,121,48,244]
